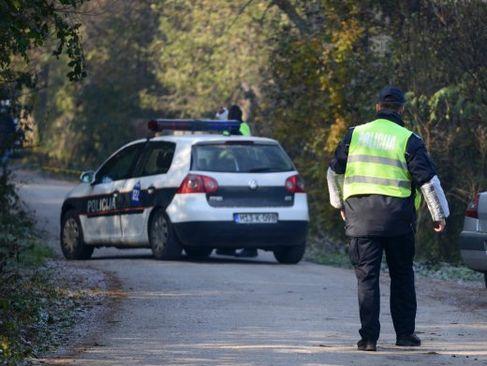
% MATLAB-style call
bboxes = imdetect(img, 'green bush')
[0,168,36,272]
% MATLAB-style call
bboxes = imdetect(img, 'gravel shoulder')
[15,168,487,366]
[12,169,121,364]
[36,259,120,360]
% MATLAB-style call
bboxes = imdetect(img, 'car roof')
[131,134,279,145]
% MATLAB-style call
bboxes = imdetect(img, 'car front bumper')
[173,220,308,248]
[459,230,487,272]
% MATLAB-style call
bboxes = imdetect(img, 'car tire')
[273,243,305,264]
[149,209,183,260]
[184,247,213,259]
[60,210,94,260]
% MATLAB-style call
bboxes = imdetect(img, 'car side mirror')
[80,170,95,184]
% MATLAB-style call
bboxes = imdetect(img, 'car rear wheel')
[185,247,213,259]
[61,210,94,260]
[273,243,305,264]
[149,209,182,260]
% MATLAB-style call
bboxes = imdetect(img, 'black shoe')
[396,333,421,347]
[236,248,258,258]
[357,339,377,351]
[215,249,236,256]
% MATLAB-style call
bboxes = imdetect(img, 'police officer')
[215,104,257,258]
[229,104,256,257]
[327,86,450,351]
[228,104,251,136]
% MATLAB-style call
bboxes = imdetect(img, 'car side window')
[96,143,143,183]
[134,141,176,177]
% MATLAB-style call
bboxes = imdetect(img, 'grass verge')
[0,166,84,365]
[0,224,107,366]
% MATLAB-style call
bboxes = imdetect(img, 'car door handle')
[147,186,155,195]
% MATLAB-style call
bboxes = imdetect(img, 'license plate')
[234,213,278,224]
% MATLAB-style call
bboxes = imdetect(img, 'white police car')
[60,120,309,263]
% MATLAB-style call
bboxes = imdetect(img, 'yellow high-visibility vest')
[343,119,416,204]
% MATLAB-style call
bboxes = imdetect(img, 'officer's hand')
[433,219,446,233]
[340,209,346,221]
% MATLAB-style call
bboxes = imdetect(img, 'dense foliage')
[30,0,487,262]
[33,0,160,167]
[0,1,89,363]
[0,0,87,88]
[0,0,87,273]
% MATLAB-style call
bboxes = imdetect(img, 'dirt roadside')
[10,169,126,364]
[36,258,123,361]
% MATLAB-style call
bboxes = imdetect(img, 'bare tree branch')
[270,0,311,36]
[227,0,256,30]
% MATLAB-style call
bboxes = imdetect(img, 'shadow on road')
[86,252,279,265]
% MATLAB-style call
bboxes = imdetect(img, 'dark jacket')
[329,110,437,237]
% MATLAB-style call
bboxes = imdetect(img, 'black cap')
[378,86,405,105]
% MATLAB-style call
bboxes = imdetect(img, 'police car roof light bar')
[148,119,241,134]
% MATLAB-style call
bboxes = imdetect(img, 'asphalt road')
[14,169,487,366]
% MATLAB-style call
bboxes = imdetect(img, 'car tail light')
[177,174,218,194]
[285,175,305,193]
[465,193,479,219]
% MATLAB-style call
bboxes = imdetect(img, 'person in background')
[215,104,257,258]
[216,107,228,120]
[228,104,251,136]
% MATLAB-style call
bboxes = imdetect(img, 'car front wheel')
[149,209,183,260]
[61,210,94,260]
[273,244,305,264]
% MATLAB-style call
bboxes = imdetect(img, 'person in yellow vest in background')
[327,86,450,352]
[228,104,251,136]
[215,104,256,258]
[216,105,251,137]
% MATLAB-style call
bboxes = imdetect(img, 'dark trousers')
[348,233,417,341]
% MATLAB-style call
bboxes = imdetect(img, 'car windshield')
[191,143,295,173]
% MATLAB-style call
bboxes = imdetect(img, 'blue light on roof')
[148,119,241,134]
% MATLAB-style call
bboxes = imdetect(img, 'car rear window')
[191,143,295,173]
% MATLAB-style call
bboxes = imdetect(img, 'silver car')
[459,191,487,287]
